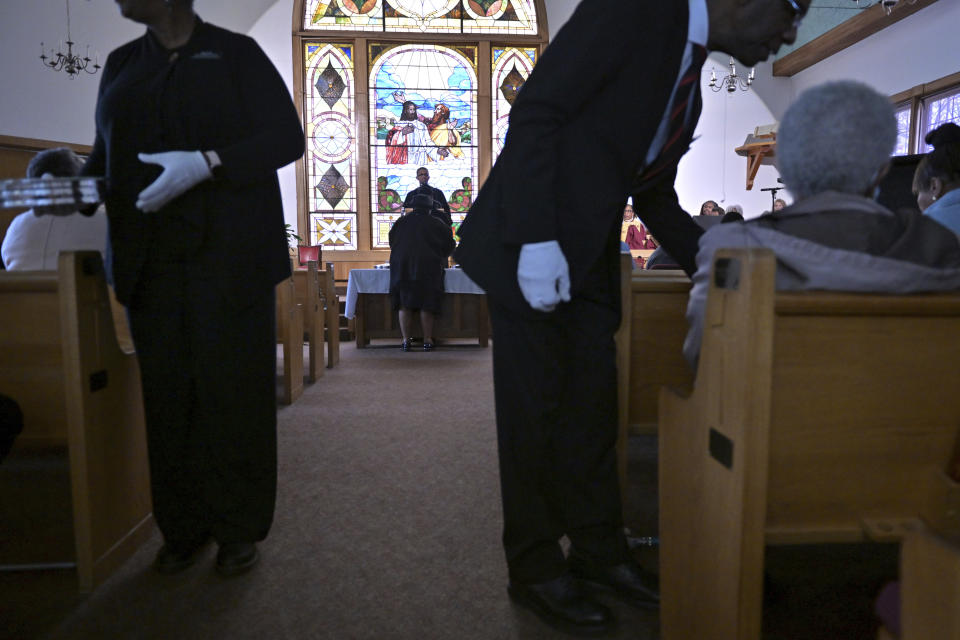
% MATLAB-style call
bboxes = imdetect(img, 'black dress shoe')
[508,573,614,636]
[569,554,660,609]
[215,542,259,577]
[153,540,208,575]
[401,339,413,352]
[422,341,435,351]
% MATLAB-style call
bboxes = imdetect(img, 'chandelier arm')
[39,0,99,78]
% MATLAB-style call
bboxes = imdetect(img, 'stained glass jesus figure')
[385,99,437,165]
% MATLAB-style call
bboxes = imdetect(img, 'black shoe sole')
[507,584,615,637]
[154,556,197,575]
[215,548,259,577]
[153,540,210,575]
[572,575,660,610]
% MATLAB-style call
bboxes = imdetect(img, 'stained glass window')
[920,88,960,154]
[492,47,535,164]
[304,0,538,35]
[463,0,538,34]
[369,43,478,247]
[305,42,358,250]
[304,0,383,31]
[893,103,911,157]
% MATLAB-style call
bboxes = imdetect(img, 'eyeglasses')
[783,0,806,29]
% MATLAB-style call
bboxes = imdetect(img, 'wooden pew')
[623,268,691,434]
[0,251,153,593]
[874,470,960,640]
[896,525,960,639]
[292,261,325,382]
[321,264,340,368]
[658,248,960,640]
[275,274,304,405]
[615,261,692,507]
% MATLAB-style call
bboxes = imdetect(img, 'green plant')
[285,223,303,248]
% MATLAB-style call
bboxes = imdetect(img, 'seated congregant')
[621,201,654,250]
[1,148,107,270]
[683,81,960,367]
[914,122,960,234]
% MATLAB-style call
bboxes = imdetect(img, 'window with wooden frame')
[293,0,548,272]
[891,70,960,156]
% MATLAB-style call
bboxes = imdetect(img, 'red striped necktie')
[635,44,708,187]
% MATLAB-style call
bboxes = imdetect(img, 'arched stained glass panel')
[491,46,535,164]
[369,43,478,247]
[304,0,538,35]
[304,42,358,250]
[463,0,537,35]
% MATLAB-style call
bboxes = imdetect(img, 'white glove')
[517,240,571,312]
[136,151,212,212]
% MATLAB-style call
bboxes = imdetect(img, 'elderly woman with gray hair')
[683,81,960,367]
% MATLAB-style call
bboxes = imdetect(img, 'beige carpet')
[3,341,660,639]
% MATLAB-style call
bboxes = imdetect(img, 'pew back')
[0,252,152,593]
[276,273,304,405]
[899,527,960,639]
[658,248,960,640]
[322,265,340,367]
[0,272,63,446]
[615,265,691,515]
[625,269,691,433]
[292,261,325,382]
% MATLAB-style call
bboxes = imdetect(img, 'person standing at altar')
[454,0,811,634]
[404,167,452,228]
[34,0,305,578]
[389,191,456,352]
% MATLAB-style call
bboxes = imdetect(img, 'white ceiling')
[195,0,278,34]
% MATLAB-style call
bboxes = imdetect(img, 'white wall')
[792,0,960,97]
[0,0,139,144]
[543,0,580,38]
[678,65,785,218]
[0,0,275,144]
[250,0,299,231]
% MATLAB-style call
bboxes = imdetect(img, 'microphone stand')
[760,185,783,211]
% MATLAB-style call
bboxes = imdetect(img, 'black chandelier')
[40,0,100,78]
[708,57,755,94]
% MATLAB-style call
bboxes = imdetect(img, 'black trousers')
[488,240,629,584]
[126,260,277,550]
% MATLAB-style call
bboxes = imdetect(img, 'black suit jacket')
[83,20,304,308]
[404,185,452,228]
[455,0,694,314]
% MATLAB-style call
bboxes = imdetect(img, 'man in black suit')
[404,167,452,228]
[454,0,810,634]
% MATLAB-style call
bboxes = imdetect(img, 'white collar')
[689,0,708,47]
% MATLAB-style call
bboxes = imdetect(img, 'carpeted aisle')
[5,342,659,640]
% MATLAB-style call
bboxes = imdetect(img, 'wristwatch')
[203,150,223,178]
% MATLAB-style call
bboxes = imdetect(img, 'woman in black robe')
[389,192,456,351]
